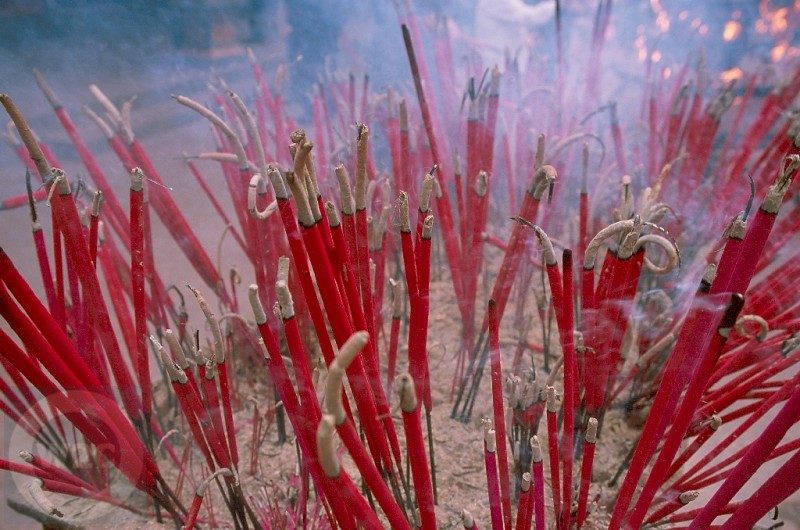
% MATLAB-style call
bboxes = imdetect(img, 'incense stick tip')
[248,284,267,325]
[317,415,340,478]
[586,417,598,444]
[397,372,418,413]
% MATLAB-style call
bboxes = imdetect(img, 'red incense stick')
[545,386,562,529]
[625,294,743,528]
[488,300,512,530]
[388,374,431,528]
[483,425,503,530]
[577,418,598,528]
[130,168,151,419]
[531,435,546,530]
[687,383,800,529]
[326,337,412,530]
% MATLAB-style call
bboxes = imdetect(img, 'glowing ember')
[650,0,670,33]
[723,20,742,41]
[720,67,744,83]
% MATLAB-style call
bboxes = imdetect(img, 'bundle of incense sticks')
[2,1,800,528]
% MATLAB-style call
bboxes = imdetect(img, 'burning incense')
[4,4,800,528]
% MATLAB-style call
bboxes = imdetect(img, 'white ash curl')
[634,234,680,274]
[584,219,635,269]
[228,90,268,180]
[734,314,769,342]
[316,415,340,478]
[247,173,277,220]
[325,331,369,425]
[197,468,232,497]
[531,165,557,200]
[173,94,247,170]
[187,284,224,363]
[28,479,63,518]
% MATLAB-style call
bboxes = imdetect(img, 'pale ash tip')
[398,98,410,131]
[248,174,277,220]
[530,435,543,463]
[535,134,546,169]
[724,214,747,240]
[460,509,475,528]
[422,215,434,239]
[317,415,341,478]
[188,284,224,364]
[355,124,369,210]
[762,154,800,213]
[28,479,63,518]
[324,201,341,227]
[91,190,103,217]
[528,165,558,201]
[484,427,497,453]
[197,468,233,497]
[50,168,70,197]
[285,170,314,227]
[703,263,718,286]
[248,284,268,325]
[267,165,288,200]
[325,331,369,424]
[390,278,403,318]
[532,225,558,266]
[335,165,355,215]
[276,280,295,320]
[475,171,488,198]
[152,335,187,383]
[583,219,636,269]
[679,490,700,504]
[419,173,435,213]
[490,65,502,96]
[399,191,411,232]
[734,314,769,342]
[164,329,189,370]
[546,385,558,413]
[634,234,680,275]
[521,471,532,492]
[397,372,418,413]
[290,128,306,144]
[131,167,144,191]
[277,256,290,284]
[586,417,598,444]
[32,69,62,109]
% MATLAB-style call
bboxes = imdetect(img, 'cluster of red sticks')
[2,2,800,529]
